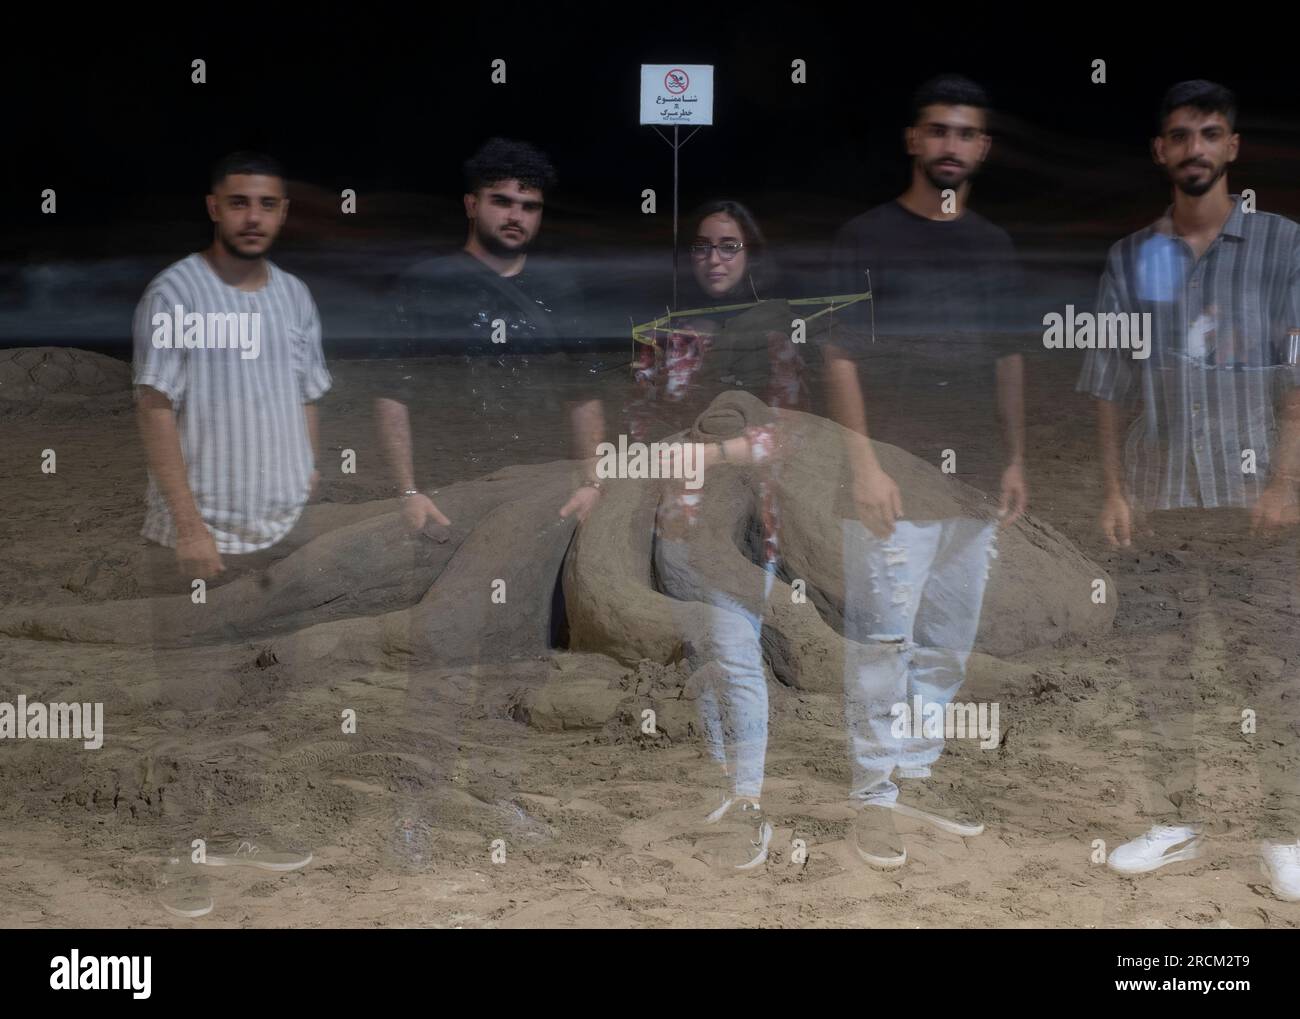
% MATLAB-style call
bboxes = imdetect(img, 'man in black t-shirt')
[388,248,584,351]
[373,139,606,871]
[376,138,605,529]
[827,75,1029,871]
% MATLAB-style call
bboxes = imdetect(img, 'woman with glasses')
[639,200,812,871]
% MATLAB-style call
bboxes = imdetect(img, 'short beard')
[475,221,531,258]
[218,231,266,262]
[1173,162,1225,198]
[921,160,973,193]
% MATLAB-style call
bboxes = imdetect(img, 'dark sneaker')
[693,800,773,872]
[853,804,907,869]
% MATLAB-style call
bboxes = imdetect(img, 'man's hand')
[402,493,451,532]
[175,526,224,580]
[1099,491,1133,548]
[998,461,1028,528]
[308,469,321,500]
[852,464,903,538]
[560,485,602,523]
[1251,479,1300,534]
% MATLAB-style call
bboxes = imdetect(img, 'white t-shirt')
[132,253,332,553]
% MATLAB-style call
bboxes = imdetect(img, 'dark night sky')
[5,6,1299,344]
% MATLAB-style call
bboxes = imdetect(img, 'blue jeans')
[654,536,775,800]
[841,518,998,806]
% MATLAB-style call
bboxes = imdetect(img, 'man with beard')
[134,152,328,914]
[1078,81,1300,899]
[374,138,605,871]
[827,74,1029,870]
[135,151,330,581]
[377,137,603,529]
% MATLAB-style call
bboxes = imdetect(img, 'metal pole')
[672,125,679,310]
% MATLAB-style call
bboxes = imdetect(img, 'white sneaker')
[1260,841,1300,902]
[1107,824,1202,875]
[158,854,213,918]
[887,780,985,837]
[854,804,907,869]
[695,800,772,871]
[202,839,313,872]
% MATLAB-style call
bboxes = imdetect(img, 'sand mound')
[0,347,131,413]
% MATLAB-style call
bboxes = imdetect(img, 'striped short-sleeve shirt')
[132,253,332,553]
[1076,195,1300,510]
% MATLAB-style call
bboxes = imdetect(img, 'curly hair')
[463,137,557,194]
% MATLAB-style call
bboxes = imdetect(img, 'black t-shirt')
[380,250,598,469]
[830,199,1030,364]
[386,250,585,355]
[829,200,1032,458]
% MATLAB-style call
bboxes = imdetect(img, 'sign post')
[640,64,714,309]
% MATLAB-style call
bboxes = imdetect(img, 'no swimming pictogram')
[664,68,689,94]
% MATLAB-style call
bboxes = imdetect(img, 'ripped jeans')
[654,537,775,800]
[841,518,999,806]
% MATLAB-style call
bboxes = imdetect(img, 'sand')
[1,347,1298,928]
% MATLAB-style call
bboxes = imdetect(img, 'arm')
[1254,257,1300,532]
[374,396,450,530]
[1253,387,1300,532]
[1078,255,1136,546]
[304,403,321,497]
[821,343,902,538]
[560,397,606,522]
[135,385,223,577]
[995,352,1028,526]
[1095,396,1133,547]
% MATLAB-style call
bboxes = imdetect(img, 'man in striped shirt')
[134,153,327,909]
[133,152,331,583]
[1077,82,1300,899]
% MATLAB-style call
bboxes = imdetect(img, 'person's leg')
[1246,536,1300,898]
[904,518,999,777]
[654,534,773,869]
[840,519,940,807]
[655,536,769,802]
[1257,685,1300,898]
[694,678,729,781]
[1106,518,1210,875]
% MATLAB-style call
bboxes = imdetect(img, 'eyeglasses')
[689,241,745,261]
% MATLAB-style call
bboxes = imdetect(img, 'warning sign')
[639,64,713,126]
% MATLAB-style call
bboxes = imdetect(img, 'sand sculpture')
[0,386,1116,694]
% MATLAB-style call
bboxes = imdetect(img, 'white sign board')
[639,64,713,126]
